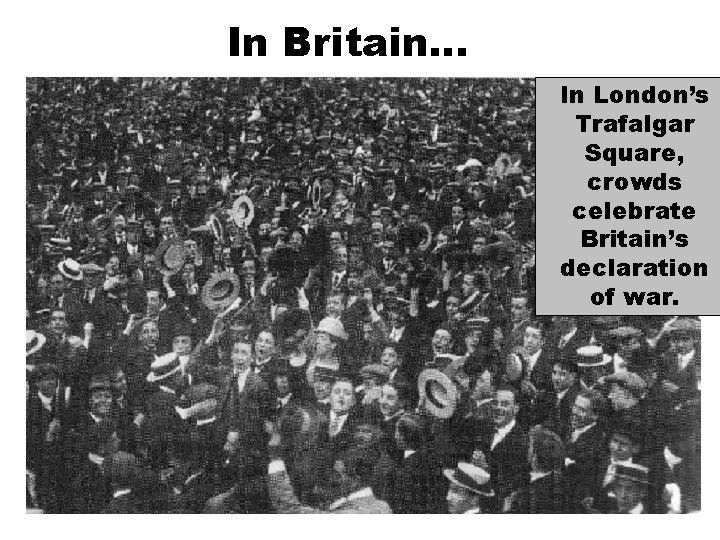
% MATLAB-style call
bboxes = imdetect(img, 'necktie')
[333,274,340,288]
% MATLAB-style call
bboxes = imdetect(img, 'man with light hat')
[609,462,651,514]
[576,345,612,389]
[607,326,644,374]
[444,460,494,513]
[659,317,700,406]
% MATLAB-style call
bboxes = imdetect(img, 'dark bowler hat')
[201,272,241,311]
[155,238,187,275]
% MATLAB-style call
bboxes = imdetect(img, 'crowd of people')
[25,77,700,514]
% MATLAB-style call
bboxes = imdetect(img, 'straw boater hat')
[418,368,459,420]
[201,272,240,310]
[576,345,610,367]
[443,462,494,497]
[315,317,348,341]
[57,258,84,281]
[146,352,185,383]
[155,238,187,275]
[175,383,219,425]
[230,195,255,228]
[612,462,651,486]
[26,330,46,358]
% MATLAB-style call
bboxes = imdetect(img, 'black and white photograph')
[25,77,700,514]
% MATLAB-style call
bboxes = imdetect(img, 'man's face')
[38,374,58,398]
[255,331,275,360]
[331,248,347,271]
[231,342,252,372]
[160,216,175,236]
[314,332,335,357]
[432,329,452,354]
[90,389,113,417]
[383,179,395,197]
[330,381,355,414]
[465,330,481,352]
[313,379,332,402]
[325,295,344,319]
[111,370,127,396]
[551,364,576,394]
[146,291,161,316]
[371,223,384,244]
[608,384,638,411]
[446,296,460,320]
[609,433,636,463]
[613,478,646,513]
[113,216,126,233]
[510,298,529,324]
[570,395,595,431]
[493,389,518,428]
[379,385,401,418]
[49,310,67,336]
[289,231,303,251]
[451,206,464,224]
[461,274,476,298]
[380,347,399,371]
[669,335,695,356]
[446,483,476,514]
[523,327,543,355]
[242,260,256,282]
[224,431,241,456]
[140,321,159,351]
[275,375,291,397]
[617,337,641,359]
[49,274,65,297]
[472,237,486,255]
[172,335,193,355]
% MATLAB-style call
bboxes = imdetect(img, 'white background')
[6,0,717,534]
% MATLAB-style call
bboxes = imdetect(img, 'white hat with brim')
[443,462,494,497]
[26,330,46,358]
[146,352,184,383]
[315,317,348,341]
[418,368,458,420]
[57,259,84,281]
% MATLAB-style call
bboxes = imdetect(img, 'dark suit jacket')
[510,472,569,513]
[103,492,139,513]
[267,466,391,513]
[388,449,447,514]
[565,423,606,509]
[476,421,530,504]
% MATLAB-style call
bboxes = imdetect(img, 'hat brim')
[155,239,187,275]
[443,469,495,497]
[57,262,84,281]
[201,273,241,310]
[26,333,47,357]
[418,369,458,420]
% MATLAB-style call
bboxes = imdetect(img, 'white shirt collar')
[530,471,552,483]
[113,488,132,498]
[38,391,54,411]
[571,422,596,443]
[679,349,695,370]
[557,388,569,402]
[403,449,416,459]
[629,502,644,514]
[526,349,542,373]
[236,368,250,392]
[491,419,516,450]
[328,487,374,510]
[159,385,176,395]
[88,453,105,467]
[196,416,216,426]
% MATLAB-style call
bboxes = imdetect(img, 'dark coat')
[476,421,530,504]
[388,449,447,514]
